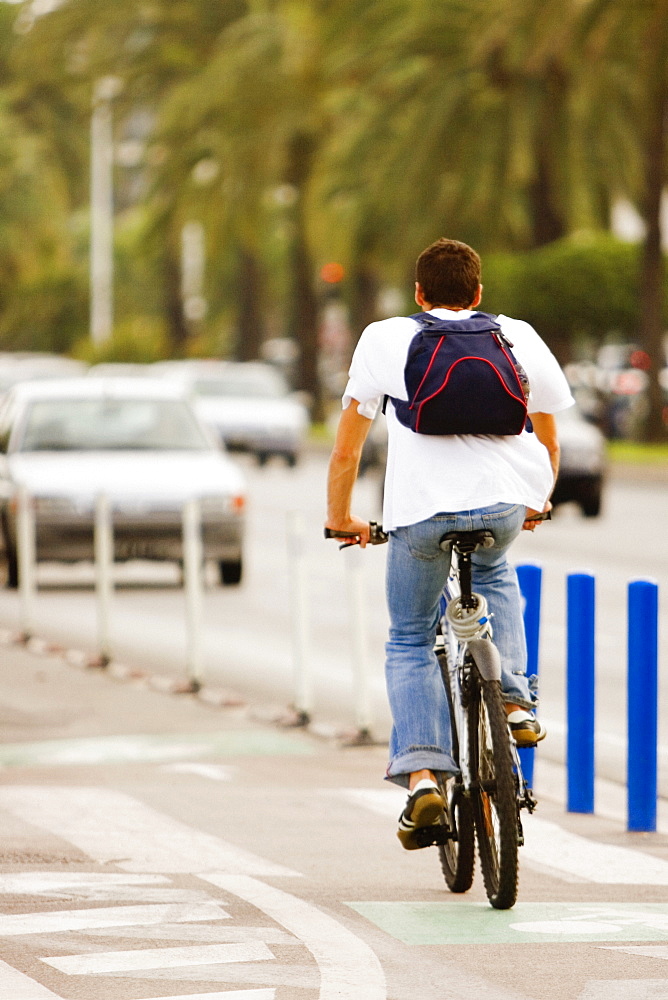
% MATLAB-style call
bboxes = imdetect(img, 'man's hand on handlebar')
[522,503,552,532]
[324,519,388,549]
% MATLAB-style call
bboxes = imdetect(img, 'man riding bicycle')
[325,238,574,850]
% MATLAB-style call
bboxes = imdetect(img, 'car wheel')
[285,452,298,468]
[580,481,602,518]
[219,558,243,586]
[256,451,270,467]
[1,516,18,589]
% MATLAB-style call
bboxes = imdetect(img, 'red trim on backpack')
[414,357,527,433]
[408,336,446,410]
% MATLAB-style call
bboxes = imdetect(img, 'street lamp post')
[90,76,122,346]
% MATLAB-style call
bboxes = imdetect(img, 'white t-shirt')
[343,309,574,531]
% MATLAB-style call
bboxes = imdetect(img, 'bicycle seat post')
[456,546,476,609]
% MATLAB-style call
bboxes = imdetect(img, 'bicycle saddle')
[438,530,495,553]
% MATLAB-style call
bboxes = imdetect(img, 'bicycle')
[325,518,540,911]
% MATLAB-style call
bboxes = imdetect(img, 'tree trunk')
[286,132,324,423]
[529,66,569,248]
[163,245,189,356]
[235,247,265,361]
[637,10,668,442]
[349,263,380,342]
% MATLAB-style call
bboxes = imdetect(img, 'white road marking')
[600,945,668,961]
[334,787,668,885]
[162,763,235,781]
[204,873,387,1000]
[0,872,169,895]
[0,959,62,999]
[0,901,228,936]
[579,980,668,998]
[0,786,299,877]
[85,923,295,944]
[523,816,668,884]
[127,993,275,1000]
[42,942,274,975]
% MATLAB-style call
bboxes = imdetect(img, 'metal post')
[627,579,659,832]
[516,563,543,788]
[90,76,121,345]
[345,545,373,740]
[16,486,36,639]
[94,493,114,664]
[566,572,596,813]
[182,499,204,690]
[286,511,312,723]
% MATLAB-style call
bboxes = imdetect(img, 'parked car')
[0,353,88,399]
[550,405,606,517]
[361,403,606,518]
[0,377,247,587]
[150,360,309,466]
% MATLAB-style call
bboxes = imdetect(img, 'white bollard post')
[94,493,114,664]
[182,499,204,689]
[286,510,312,723]
[16,485,36,639]
[344,544,374,740]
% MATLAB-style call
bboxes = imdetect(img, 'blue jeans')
[384,503,535,788]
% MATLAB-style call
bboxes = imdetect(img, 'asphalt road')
[0,451,665,794]
[3,636,668,999]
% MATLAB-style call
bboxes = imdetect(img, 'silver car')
[0,377,247,587]
[151,360,309,466]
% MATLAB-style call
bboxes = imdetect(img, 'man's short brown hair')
[415,238,481,307]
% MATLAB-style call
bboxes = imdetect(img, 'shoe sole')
[511,727,547,747]
[397,791,445,851]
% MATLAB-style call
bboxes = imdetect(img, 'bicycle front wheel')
[468,675,519,909]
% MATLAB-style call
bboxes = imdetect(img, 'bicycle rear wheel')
[437,650,475,894]
[468,674,519,909]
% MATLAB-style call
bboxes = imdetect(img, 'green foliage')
[483,234,646,359]
[71,316,170,365]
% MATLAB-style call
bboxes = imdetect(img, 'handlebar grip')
[324,522,389,548]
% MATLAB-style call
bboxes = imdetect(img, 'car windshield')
[18,398,211,452]
[192,370,287,399]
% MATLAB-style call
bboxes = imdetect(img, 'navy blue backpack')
[386,312,531,436]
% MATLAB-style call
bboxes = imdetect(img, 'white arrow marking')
[579,979,668,998]
[127,993,275,1000]
[0,873,169,895]
[42,942,274,975]
[162,763,235,782]
[600,945,668,961]
[0,787,299,877]
[0,960,63,999]
[203,874,387,1000]
[0,902,228,936]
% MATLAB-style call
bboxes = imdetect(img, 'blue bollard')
[567,573,596,813]
[516,564,543,788]
[627,580,659,832]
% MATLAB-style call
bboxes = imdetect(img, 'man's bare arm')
[326,400,373,546]
[523,411,561,531]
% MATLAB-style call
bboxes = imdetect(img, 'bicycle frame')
[438,549,536,834]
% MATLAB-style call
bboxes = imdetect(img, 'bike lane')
[0,638,667,999]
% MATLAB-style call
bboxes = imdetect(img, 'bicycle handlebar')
[324,521,389,549]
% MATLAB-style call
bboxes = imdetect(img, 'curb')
[0,627,374,748]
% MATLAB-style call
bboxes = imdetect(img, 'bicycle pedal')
[414,825,454,848]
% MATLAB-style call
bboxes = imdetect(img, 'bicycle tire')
[468,674,519,909]
[436,650,475,893]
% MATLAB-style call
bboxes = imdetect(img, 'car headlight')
[200,495,246,516]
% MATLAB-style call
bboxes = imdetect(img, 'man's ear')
[471,284,483,308]
[415,282,427,308]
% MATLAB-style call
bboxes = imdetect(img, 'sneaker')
[397,779,445,851]
[507,710,547,747]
